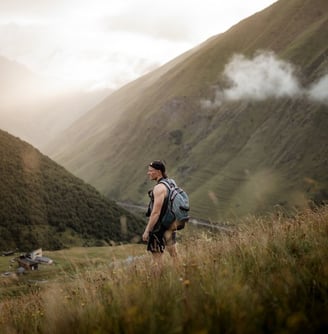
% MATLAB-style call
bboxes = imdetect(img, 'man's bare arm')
[142,184,166,241]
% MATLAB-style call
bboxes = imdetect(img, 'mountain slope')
[0,129,144,251]
[45,0,328,221]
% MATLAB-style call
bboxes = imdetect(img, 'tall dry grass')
[1,206,327,333]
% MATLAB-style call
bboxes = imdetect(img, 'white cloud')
[201,51,328,109]
[308,74,328,104]
[105,15,193,42]
[223,51,301,100]
[200,89,224,109]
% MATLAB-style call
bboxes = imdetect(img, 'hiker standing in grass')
[142,160,178,265]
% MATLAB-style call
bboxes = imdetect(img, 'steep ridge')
[45,0,328,221]
[0,129,144,251]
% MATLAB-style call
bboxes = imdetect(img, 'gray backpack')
[159,178,190,230]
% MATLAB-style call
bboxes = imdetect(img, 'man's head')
[147,160,167,180]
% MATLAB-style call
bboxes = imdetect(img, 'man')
[142,160,177,263]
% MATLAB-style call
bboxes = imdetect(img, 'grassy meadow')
[1,206,327,334]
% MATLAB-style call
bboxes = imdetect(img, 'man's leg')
[164,228,179,266]
[148,231,165,274]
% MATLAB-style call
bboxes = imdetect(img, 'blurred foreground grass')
[1,206,328,333]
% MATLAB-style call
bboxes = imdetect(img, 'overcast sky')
[0,0,277,91]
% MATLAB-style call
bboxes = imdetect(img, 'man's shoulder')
[154,182,167,190]
[153,182,168,194]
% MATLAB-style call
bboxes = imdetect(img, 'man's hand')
[142,230,150,242]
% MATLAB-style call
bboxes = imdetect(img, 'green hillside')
[0,129,144,251]
[45,0,328,221]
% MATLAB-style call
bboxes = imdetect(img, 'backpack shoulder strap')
[159,178,176,190]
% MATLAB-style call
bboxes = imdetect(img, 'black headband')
[149,160,166,173]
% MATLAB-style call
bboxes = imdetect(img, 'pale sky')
[0,0,277,91]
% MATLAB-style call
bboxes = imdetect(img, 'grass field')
[1,206,328,333]
[0,244,146,297]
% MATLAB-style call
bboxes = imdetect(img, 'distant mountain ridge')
[0,129,144,251]
[0,55,110,149]
[45,0,328,221]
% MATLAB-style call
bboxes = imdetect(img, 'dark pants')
[147,225,176,253]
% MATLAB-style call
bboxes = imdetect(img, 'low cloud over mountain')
[201,51,328,109]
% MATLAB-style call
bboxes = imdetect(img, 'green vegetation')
[0,129,145,251]
[45,0,328,221]
[0,206,327,333]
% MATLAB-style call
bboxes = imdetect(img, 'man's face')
[147,166,160,181]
